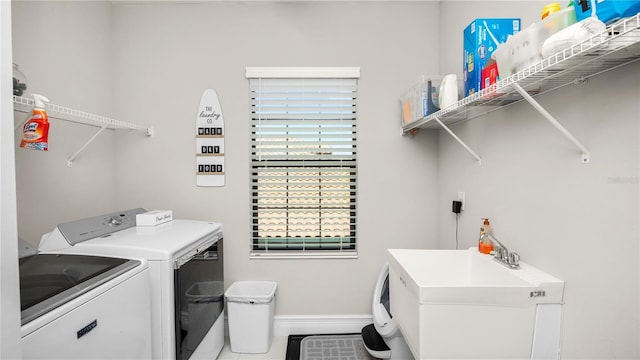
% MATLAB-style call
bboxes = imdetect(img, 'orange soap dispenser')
[479,218,494,254]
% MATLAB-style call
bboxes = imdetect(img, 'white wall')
[437,2,640,358]
[12,0,118,245]
[110,1,441,315]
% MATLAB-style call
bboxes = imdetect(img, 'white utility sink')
[387,248,565,359]
[388,248,564,307]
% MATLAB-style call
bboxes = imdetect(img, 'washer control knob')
[108,216,124,226]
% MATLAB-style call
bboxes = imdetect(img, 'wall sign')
[196,89,225,187]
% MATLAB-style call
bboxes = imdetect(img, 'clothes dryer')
[38,208,224,360]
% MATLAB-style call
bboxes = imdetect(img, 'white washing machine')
[19,253,152,359]
[38,208,225,360]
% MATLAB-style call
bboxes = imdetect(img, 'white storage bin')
[493,25,542,77]
[225,281,277,354]
[400,76,442,124]
[494,7,577,77]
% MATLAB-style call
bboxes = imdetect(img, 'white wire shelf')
[13,95,153,166]
[13,95,152,133]
[402,13,640,134]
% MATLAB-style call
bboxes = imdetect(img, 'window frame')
[246,67,360,259]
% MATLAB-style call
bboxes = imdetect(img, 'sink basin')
[387,248,564,306]
[387,248,565,359]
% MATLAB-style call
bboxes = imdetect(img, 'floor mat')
[286,334,375,360]
[285,334,308,360]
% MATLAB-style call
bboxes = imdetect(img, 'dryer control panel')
[57,208,146,245]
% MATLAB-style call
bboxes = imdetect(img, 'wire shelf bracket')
[13,95,153,167]
[66,122,111,167]
[433,116,482,165]
[511,83,590,164]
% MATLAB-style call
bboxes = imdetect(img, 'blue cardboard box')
[573,0,640,25]
[463,18,520,97]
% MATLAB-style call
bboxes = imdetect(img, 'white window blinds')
[248,68,359,256]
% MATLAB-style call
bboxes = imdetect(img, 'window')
[247,67,359,258]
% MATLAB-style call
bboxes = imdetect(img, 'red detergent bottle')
[20,94,50,151]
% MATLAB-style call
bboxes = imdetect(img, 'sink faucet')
[479,233,520,269]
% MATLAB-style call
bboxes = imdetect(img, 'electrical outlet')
[457,191,465,211]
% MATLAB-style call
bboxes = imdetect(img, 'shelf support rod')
[512,83,590,164]
[67,122,111,167]
[433,117,482,165]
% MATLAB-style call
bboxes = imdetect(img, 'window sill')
[249,251,358,260]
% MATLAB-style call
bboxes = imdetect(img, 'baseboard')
[224,314,372,337]
[273,314,373,336]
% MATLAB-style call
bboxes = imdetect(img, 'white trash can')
[225,281,277,354]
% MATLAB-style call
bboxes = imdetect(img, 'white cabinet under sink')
[387,249,565,360]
